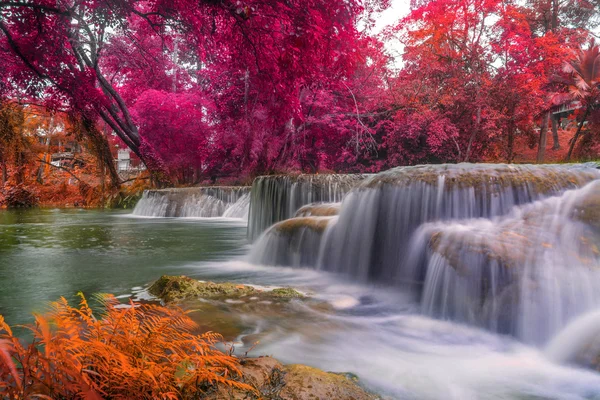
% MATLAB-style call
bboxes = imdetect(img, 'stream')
[4,164,600,399]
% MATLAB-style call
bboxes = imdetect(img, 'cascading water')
[416,179,600,344]
[247,174,366,240]
[248,163,600,345]
[132,186,250,218]
[319,163,600,284]
[248,216,334,267]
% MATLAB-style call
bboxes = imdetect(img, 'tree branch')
[35,157,81,182]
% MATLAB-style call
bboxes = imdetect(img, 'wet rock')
[148,275,304,303]
[361,163,600,195]
[295,202,341,217]
[248,217,332,267]
[273,216,333,235]
[248,174,366,240]
[570,181,600,230]
[206,356,380,400]
[270,287,305,298]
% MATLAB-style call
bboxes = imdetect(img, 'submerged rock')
[148,275,304,303]
[206,356,380,400]
[270,287,305,298]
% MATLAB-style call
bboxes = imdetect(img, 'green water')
[0,209,248,326]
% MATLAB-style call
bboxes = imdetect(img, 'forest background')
[1,0,599,207]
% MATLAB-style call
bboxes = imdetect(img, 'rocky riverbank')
[147,275,380,400]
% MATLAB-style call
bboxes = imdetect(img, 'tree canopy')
[0,0,599,185]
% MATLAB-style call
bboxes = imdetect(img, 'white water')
[415,180,600,344]
[545,310,600,365]
[247,174,366,240]
[177,259,600,399]
[132,187,250,218]
[134,163,600,398]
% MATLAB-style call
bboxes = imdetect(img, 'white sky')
[372,0,411,67]
[373,0,411,34]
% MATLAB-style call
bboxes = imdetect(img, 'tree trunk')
[566,108,590,162]
[1,160,6,185]
[507,124,515,163]
[537,111,550,163]
[464,106,481,162]
[37,135,51,184]
[15,151,25,185]
[100,164,105,208]
[551,115,560,150]
[81,117,121,190]
[551,0,559,32]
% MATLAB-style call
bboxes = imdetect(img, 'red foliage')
[0,0,598,183]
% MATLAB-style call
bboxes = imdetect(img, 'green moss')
[270,287,304,298]
[148,275,258,303]
[360,164,599,196]
[149,275,306,303]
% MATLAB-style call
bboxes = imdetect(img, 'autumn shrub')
[0,294,252,399]
[1,185,37,208]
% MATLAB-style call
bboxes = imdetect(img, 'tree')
[560,40,600,161]
[388,0,501,163]
[0,100,28,185]
[0,0,381,181]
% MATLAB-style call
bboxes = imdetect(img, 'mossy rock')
[570,181,600,230]
[360,163,599,196]
[148,275,304,303]
[270,287,305,298]
[205,357,380,400]
[295,203,341,217]
[273,217,332,235]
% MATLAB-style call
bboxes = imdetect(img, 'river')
[4,164,600,399]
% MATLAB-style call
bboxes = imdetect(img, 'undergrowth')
[0,294,253,399]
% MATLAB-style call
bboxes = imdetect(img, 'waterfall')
[132,186,250,218]
[247,174,366,240]
[418,179,600,344]
[545,310,600,365]
[318,163,600,284]
[248,216,335,267]
[248,163,600,343]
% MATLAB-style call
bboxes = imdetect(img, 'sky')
[374,0,411,33]
[373,0,411,67]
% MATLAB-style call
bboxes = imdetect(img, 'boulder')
[206,356,380,400]
[148,275,304,303]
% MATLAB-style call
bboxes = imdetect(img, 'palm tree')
[561,40,600,161]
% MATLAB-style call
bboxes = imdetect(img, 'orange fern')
[0,294,253,399]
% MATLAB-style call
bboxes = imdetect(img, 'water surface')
[0,209,248,325]
[3,208,600,399]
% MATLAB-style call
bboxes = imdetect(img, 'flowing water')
[4,163,600,399]
[133,186,250,218]
[247,174,366,240]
